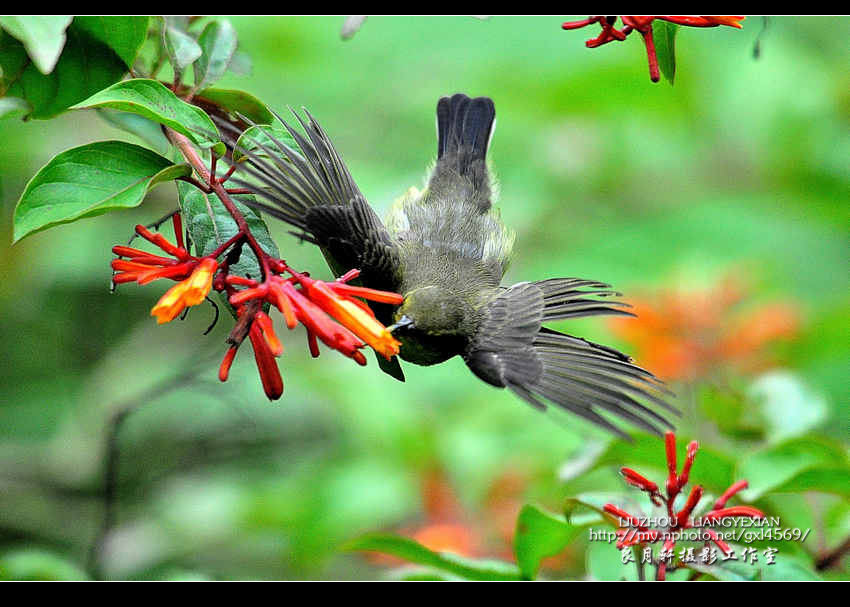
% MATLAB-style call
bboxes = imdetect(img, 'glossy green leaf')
[71,78,221,150]
[514,504,583,579]
[193,19,237,92]
[652,20,678,85]
[0,23,128,119]
[344,533,521,580]
[73,16,149,68]
[196,87,274,125]
[13,141,190,242]
[161,17,202,75]
[0,16,72,74]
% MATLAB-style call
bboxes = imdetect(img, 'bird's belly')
[397,332,464,366]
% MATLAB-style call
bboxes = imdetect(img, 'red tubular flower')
[150,257,218,324]
[248,321,283,400]
[295,274,402,360]
[620,467,658,493]
[664,431,679,496]
[561,16,745,82]
[662,16,745,28]
[112,217,218,323]
[678,440,699,488]
[699,506,765,523]
[676,485,704,528]
[656,538,675,580]
[712,480,748,510]
[253,310,283,357]
[704,528,732,555]
[279,280,366,362]
[607,431,764,579]
[218,346,238,382]
[113,205,405,401]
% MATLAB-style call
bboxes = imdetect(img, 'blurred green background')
[0,16,847,580]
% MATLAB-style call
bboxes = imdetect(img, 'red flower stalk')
[561,16,745,82]
[604,430,764,579]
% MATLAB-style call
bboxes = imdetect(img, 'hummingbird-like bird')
[229,94,676,438]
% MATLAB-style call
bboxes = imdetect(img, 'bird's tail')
[429,93,496,210]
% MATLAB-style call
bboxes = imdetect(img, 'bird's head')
[390,286,468,337]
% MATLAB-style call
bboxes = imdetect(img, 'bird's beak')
[387,315,414,333]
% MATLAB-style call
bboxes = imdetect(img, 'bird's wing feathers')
[464,279,676,438]
[221,111,402,292]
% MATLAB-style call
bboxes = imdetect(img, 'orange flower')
[151,258,218,324]
[608,275,800,381]
[298,276,402,360]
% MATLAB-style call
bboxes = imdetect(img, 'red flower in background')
[562,16,745,82]
[604,431,764,580]
[607,275,799,381]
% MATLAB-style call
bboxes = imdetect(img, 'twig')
[86,354,216,579]
[816,534,850,571]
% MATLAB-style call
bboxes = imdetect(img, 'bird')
[223,93,677,438]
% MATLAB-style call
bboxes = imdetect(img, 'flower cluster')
[112,213,403,400]
[604,431,764,580]
[561,16,745,82]
[607,275,799,381]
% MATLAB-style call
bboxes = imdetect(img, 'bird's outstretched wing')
[464,278,677,438]
[220,111,402,295]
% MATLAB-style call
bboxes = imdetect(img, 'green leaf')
[73,16,148,68]
[0,96,30,119]
[233,123,297,163]
[738,437,850,501]
[343,533,522,581]
[71,78,221,150]
[685,543,820,581]
[96,108,170,155]
[195,87,274,125]
[13,141,190,242]
[161,17,202,75]
[0,23,128,119]
[0,548,88,581]
[178,182,279,304]
[0,16,72,74]
[192,19,237,92]
[514,504,583,579]
[652,20,678,85]
[587,540,640,581]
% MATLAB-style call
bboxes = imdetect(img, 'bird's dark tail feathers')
[429,93,496,210]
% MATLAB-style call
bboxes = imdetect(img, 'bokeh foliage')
[0,16,847,580]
